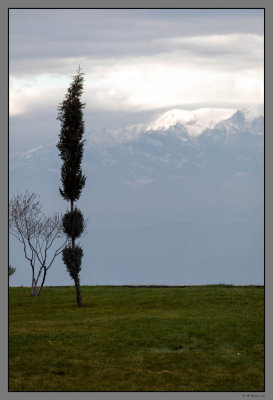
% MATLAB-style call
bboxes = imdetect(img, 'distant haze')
[9,9,264,287]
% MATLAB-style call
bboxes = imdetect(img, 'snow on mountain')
[85,105,264,147]
[212,105,264,136]
[10,104,264,190]
[240,104,264,122]
[146,107,237,137]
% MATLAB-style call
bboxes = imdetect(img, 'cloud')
[9,9,264,67]
[10,39,264,116]
[9,10,264,119]
[9,76,67,116]
[169,33,263,60]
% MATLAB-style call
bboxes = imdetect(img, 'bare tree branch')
[9,190,67,296]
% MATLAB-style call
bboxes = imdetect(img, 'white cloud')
[9,33,263,116]
[87,59,263,112]
[170,33,263,59]
[9,76,67,116]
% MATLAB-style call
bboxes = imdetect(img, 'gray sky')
[10,9,264,118]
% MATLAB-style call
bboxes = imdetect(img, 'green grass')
[9,285,264,391]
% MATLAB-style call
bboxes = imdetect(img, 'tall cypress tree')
[57,67,86,307]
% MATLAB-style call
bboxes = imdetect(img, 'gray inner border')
[1,1,271,399]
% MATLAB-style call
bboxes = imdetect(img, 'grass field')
[9,285,264,392]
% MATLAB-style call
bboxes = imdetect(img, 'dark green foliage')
[62,208,84,239]
[62,246,83,280]
[57,68,87,306]
[59,163,86,203]
[57,70,86,203]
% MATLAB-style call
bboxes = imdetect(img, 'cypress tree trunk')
[70,199,82,307]
[75,277,82,307]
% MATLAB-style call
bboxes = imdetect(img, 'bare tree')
[9,190,67,296]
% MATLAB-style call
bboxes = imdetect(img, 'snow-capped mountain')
[146,105,263,137]
[212,105,264,136]
[10,105,264,190]
[84,105,264,181]
[146,107,237,137]
[85,105,263,148]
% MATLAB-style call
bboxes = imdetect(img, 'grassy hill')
[9,285,264,391]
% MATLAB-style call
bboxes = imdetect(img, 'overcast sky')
[10,9,264,119]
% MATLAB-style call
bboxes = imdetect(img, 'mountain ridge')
[10,104,264,187]
[85,104,264,147]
